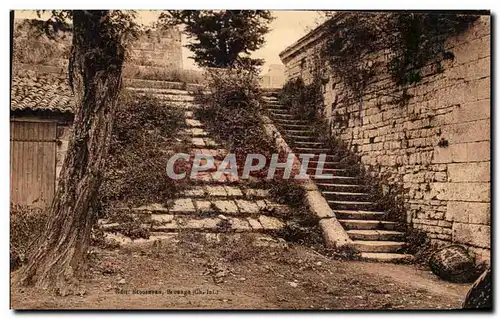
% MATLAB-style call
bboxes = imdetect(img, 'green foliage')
[268,178,306,209]
[279,77,324,120]
[194,67,276,178]
[159,10,274,70]
[321,12,479,101]
[33,10,140,44]
[13,19,71,66]
[99,91,187,209]
[322,12,382,97]
[387,12,478,86]
[123,66,204,84]
[10,205,49,264]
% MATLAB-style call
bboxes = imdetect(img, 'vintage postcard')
[9,9,491,310]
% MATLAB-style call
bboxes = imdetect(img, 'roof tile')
[10,69,74,113]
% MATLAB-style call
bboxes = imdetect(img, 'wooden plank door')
[10,121,57,208]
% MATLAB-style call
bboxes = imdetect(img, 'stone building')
[260,64,285,89]
[279,13,491,261]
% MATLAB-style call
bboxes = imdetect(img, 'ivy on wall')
[320,12,480,103]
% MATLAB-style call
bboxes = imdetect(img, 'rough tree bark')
[462,267,492,309]
[15,10,125,294]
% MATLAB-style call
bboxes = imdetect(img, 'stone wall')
[280,15,491,262]
[13,18,182,71]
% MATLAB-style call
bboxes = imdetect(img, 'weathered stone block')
[205,186,227,197]
[433,141,490,163]
[453,223,490,249]
[247,218,263,230]
[235,200,260,214]
[169,198,195,213]
[431,182,490,202]
[213,200,239,214]
[258,215,285,230]
[305,190,332,219]
[221,186,242,197]
[441,119,490,144]
[448,162,490,182]
[151,214,174,223]
[446,201,490,225]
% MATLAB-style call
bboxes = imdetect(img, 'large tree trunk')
[462,267,492,309]
[15,10,124,294]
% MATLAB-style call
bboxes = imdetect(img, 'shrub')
[279,77,324,120]
[99,91,188,210]
[194,67,276,179]
[10,205,49,269]
[195,67,326,249]
[123,65,205,84]
[13,19,70,67]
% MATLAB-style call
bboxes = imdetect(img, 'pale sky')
[14,10,324,74]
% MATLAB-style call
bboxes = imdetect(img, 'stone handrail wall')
[260,113,352,248]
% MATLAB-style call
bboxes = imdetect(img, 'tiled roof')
[10,69,74,113]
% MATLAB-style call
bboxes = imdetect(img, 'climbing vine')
[386,12,479,86]
[321,12,479,102]
[279,77,323,120]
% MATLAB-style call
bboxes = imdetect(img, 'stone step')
[293,141,325,147]
[188,150,228,162]
[128,95,198,109]
[185,119,203,128]
[124,78,187,90]
[126,88,195,102]
[311,175,360,184]
[287,134,317,141]
[308,161,344,169]
[338,219,398,230]
[132,200,289,218]
[184,128,208,137]
[272,119,309,125]
[150,215,285,233]
[295,147,332,154]
[277,123,311,129]
[284,130,316,138]
[272,113,295,119]
[125,87,191,96]
[333,210,385,220]
[317,182,367,191]
[329,200,375,210]
[269,109,292,116]
[180,186,269,198]
[261,88,281,95]
[347,229,405,241]
[306,167,351,177]
[352,240,405,253]
[110,232,286,248]
[190,137,219,148]
[322,191,372,201]
[359,252,413,263]
[263,95,279,101]
[268,105,288,111]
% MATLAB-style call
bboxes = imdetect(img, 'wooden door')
[10,121,57,208]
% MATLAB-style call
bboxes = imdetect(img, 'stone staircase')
[99,80,291,248]
[262,91,412,262]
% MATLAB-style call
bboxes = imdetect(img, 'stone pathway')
[99,79,289,246]
[262,91,412,262]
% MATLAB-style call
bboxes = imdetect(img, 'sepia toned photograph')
[9,9,491,310]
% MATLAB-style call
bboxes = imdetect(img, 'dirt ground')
[10,233,471,310]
